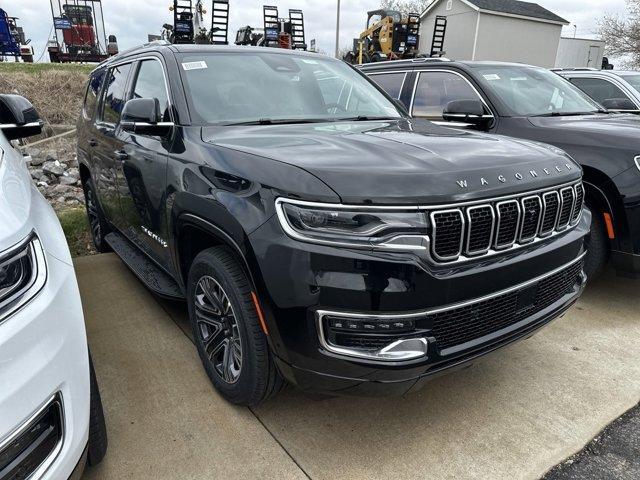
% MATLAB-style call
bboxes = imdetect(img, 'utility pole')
[335,0,341,58]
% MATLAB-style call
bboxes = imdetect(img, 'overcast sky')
[5,0,628,62]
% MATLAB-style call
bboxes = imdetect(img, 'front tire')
[584,209,609,280]
[187,247,284,406]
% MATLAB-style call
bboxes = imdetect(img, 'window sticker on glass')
[483,74,500,81]
[182,61,208,71]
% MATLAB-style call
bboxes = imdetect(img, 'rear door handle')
[88,139,98,147]
[114,150,129,161]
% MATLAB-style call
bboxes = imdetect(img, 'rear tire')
[584,209,609,280]
[82,177,111,253]
[87,354,108,466]
[187,247,284,406]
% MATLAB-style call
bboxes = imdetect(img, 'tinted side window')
[569,77,631,105]
[369,73,406,99]
[412,71,482,119]
[100,63,132,125]
[83,69,106,120]
[131,60,170,122]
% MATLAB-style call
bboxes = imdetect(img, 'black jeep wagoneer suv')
[77,43,588,406]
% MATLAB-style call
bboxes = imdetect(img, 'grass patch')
[57,208,96,258]
[0,63,94,75]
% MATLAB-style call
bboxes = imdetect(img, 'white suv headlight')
[0,234,47,323]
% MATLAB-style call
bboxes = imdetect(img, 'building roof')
[422,0,569,25]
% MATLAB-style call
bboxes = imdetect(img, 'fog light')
[317,311,429,362]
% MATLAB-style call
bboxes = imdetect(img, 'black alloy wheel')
[194,276,243,384]
[187,247,284,406]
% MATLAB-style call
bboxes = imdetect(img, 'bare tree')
[598,0,640,68]
[380,0,433,15]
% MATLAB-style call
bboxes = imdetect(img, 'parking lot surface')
[78,254,640,480]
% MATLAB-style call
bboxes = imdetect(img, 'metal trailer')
[48,0,112,63]
[555,37,606,70]
[0,9,33,62]
[235,5,307,50]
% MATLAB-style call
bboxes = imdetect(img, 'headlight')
[275,198,429,250]
[0,234,47,323]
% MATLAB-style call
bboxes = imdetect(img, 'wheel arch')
[174,213,261,293]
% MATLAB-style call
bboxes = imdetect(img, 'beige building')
[419,0,569,68]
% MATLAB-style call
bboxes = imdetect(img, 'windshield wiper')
[335,115,400,121]
[533,111,601,117]
[223,118,328,126]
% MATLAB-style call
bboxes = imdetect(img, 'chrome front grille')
[430,182,583,263]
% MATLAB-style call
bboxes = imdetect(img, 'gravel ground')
[544,402,640,479]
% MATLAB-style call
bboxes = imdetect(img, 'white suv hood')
[0,137,33,250]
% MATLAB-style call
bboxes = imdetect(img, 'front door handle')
[114,150,129,161]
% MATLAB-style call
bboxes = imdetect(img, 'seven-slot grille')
[430,182,584,262]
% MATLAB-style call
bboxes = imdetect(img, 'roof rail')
[95,40,172,67]
[411,56,451,62]
[552,67,599,72]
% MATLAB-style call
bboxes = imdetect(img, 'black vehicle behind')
[77,44,588,405]
[362,59,640,278]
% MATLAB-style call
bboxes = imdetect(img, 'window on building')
[412,71,483,119]
[369,73,406,99]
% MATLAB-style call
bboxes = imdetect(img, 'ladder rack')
[288,9,306,50]
[210,0,229,44]
[430,15,447,57]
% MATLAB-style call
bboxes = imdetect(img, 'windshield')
[619,74,640,92]
[177,52,402,125]
[471,65,603,116]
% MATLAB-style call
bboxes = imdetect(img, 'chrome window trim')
[367,70,408,99]
[408,69,495,121]
[430,209,465,261]
[494,199,521,250]
[557,187,576,231]
[465,204,494,256]
[96,55,175,128]
[0,393,65,479]
[540,191,561,237]
[0,233,47,324]
[519,195,543,243]
[316,252,586,362]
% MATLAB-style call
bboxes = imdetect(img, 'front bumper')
[0,249,90,479]
[249,210,590,396]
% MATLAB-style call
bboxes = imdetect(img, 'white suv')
[0,94,106,478]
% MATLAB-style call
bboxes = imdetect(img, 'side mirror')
[120,98,173,136]
[442,99,493,128]
[0,94,44,140]
[601,98,638,112]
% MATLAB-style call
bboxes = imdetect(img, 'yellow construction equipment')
[344,9,421,64]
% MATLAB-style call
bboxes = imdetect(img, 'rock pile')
[26,145,85,209]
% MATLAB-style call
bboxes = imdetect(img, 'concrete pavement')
[77,254,640,480]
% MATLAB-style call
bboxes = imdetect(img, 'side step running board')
[105,232,185,301]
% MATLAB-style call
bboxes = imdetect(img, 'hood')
[202,119,580,204]
[0,143,33,250]
[527,113,640,179]
[528,113,640,140]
